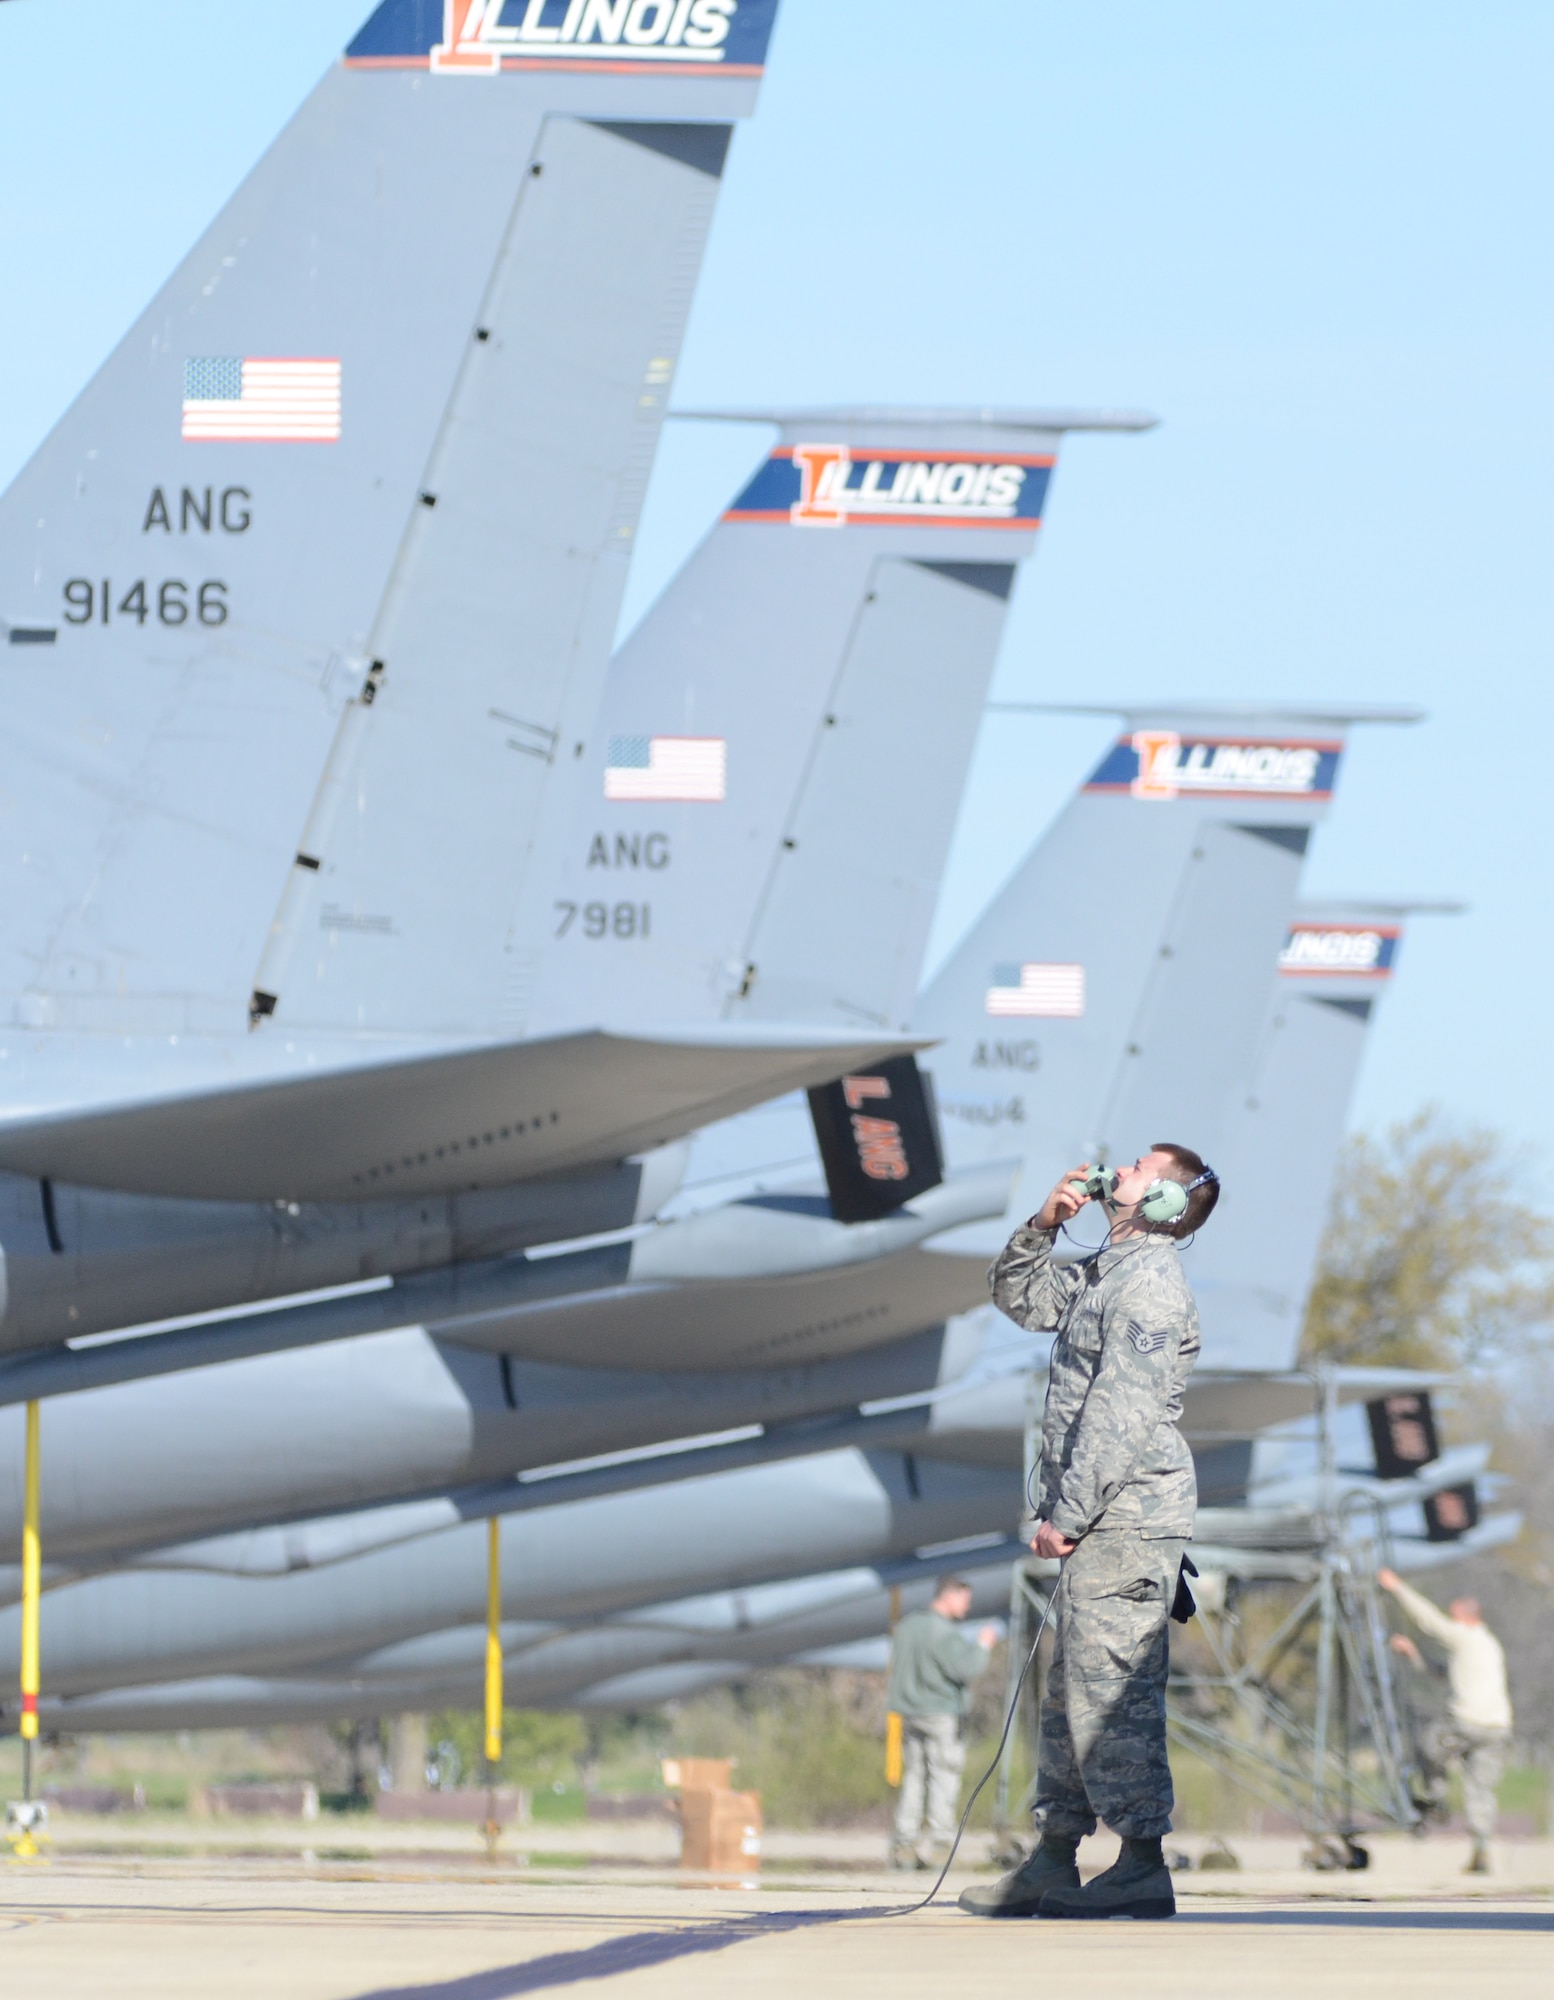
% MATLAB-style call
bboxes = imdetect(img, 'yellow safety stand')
[8,1402,46,1861]
[481,1516,503,1856]
[884,1584,903,1786]
[884,1712,903,1788]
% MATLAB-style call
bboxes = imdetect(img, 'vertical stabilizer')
[531,408,1154,1041]
[917,707,1419,1249]
[0,0,775,1042]
[1190,899,1455,1370]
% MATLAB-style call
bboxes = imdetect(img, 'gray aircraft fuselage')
[34,1551,1022,1733]
[0,1445,1019,1703]
[0,1320,976,1566]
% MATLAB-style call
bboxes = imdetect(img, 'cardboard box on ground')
[662,1758,763,1872]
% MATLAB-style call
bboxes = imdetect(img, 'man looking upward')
[961,1145,1218,1922]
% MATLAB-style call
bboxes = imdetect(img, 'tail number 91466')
[63,578,229,626]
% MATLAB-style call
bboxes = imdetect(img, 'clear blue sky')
[2,1,1550,1148]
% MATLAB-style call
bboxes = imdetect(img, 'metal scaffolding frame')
[1167,1493,1421,1865]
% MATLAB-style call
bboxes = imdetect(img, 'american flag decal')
[182,357,342,442]
[605,736,726,803]
[985,962,1085,1018]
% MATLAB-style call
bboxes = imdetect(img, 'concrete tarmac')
[1,1838,1551,2000]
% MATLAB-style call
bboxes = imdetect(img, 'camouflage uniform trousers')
[894,1713,966,1848]
[1034,1529,1186,1842]
[1417,1719,1510,1843]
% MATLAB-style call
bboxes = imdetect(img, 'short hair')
[1148,1142,1221,1240]
[933,1574,972,1600]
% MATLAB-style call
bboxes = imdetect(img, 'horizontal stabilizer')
[1390,1512,1522,1573]
[0,1026,924,1202]
[1176,1366,1453,1442]
[1250,1440,1492,1515]
[450,1236,991,1371]
[909,1358,1461,1471]
[676,406,1159,434]
[991,701,1425,728]
[631,1160,1016,1283]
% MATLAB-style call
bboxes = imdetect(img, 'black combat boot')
[957,1835,1081,1917]
[1037,1835,1176,1920]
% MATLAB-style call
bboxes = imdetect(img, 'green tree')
[1300,1108,1554,1369]
[665,1669,893,1826]
[424,1707,586,1790]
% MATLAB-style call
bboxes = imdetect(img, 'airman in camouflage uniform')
[960,1145,1217,1923]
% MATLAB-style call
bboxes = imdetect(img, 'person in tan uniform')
[1379,1568,1513,1874]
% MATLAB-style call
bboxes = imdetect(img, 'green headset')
[1069,1163,1218,1226]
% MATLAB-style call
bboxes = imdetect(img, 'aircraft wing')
[0,1027,924,1203]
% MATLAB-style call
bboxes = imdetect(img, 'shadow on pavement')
[345,1905,901,2000]
[1181,1908,1554,1931]
[344,1895,1554,1997]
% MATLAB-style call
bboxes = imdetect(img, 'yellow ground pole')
[884,1583,903,1786]
[11,1400,42,1857]
[481,1516,502,1854]
[484,1517,502,1765]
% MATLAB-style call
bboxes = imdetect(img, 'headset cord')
[1059,1211,1197,1261]
[1057,1212,1153,1264]
[887,1570,1063,1916]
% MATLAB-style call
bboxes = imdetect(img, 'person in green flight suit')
[886,1574,998,1869]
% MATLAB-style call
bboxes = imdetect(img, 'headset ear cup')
[1140,1178,1189,1225]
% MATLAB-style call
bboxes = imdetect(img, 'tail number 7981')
[554,901,651,940]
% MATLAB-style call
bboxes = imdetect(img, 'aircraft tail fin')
[918,706,1419,1244]
[1190,897,1458,1370]
[0,0,775,1042]
[532,408,1152,1044]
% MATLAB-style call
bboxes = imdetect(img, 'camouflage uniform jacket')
[990,1224,1200,1541]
